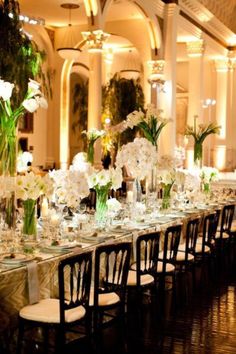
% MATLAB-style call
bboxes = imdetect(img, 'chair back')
[162,224,182,272]
[94,242,131,307]
[201,213,216,254]
[136,232,161,286]
[185,217,200,259]
[219,204,235,238]
[58,251,92,324]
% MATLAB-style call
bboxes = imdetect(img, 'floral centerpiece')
[87,167,122,226]
[0,79,47,228]
[82,128,105,164]
[116,138,157,201]
[125,104,171,147]
[15,172,53,239]
[49,169,90,210]
[156,155,178,210]
[185,115,221,167]
[199,166,219,194]
[0,79,47,176]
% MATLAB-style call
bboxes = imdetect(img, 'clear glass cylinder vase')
[194,141,203,168]
[87,142,94,164]
[23,199,37,240]
[95,187,108,227]
[161,184,172,210]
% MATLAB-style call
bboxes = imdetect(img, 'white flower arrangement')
[17,151,33,173]
[106,198,122,213]
[115,138,157,180]
[199,166,219,184]
[157,169,176,186]
[15,172,53,201]
[49,169,90,208]
[71,152,93,175]
[125,104,171,147]
[87,167,123,191]
[82,128,105,142]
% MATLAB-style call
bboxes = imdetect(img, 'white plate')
[0,253,34,265]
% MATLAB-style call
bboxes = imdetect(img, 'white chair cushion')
[19,298,86,324]
[157,262,175,273]
[215,231,230,239]
[195,243,211,254]
[197,238,215,246]
[89,290,120,307]
[127,270,154,286]
[130,260,155,271]
[178,244,186,252]
[176,251,194,262]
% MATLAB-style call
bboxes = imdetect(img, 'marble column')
[213,59,228,170]
[159,3,179,158]
[185,40,205,168]
[87,51,102,168]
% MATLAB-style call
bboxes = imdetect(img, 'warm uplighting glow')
[84,0,98,17]
[214,146,226,171]
[186,40,204,58]
[186,149,194,169]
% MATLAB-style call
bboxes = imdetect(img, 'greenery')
[0,0,49,106]
[102,73,145,146]
[72,78,88,134]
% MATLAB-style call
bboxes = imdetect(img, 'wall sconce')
[147,59,165,91]
[81,30,110,52]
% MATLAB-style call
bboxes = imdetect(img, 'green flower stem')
[194,141,203,166]
[161,183,173,210]
[23,199,37,236]
[95,186,109,226]
[87,142,95,164]
[203,183,210,193]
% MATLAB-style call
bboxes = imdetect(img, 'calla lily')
[22,98,39,113]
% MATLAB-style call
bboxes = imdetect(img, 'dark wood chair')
[17,251,93,354]
[91,242,131,333]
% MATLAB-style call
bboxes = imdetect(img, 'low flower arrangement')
[199,166,219,193]
[49,169,90,209]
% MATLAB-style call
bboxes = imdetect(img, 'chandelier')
[81,30,110,52]
[57,3,81,60]
[119,49,141,81]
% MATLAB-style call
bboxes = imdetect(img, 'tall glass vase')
[0,131,17,228]
[161,183,173,210]
[194,141,203,168]
[95,187,108,227]
[23,199,37,241]
[87,142,94,164]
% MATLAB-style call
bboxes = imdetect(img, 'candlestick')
[126,190,134,204]
[41,197,49,217]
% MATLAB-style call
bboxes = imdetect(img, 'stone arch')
[102,0,162,58]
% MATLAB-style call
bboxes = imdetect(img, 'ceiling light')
[57,3,81,60]
[119,49,141,80]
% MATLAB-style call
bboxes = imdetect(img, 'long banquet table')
[0,200,234,352]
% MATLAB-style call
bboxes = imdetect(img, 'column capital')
[186,40,204,58]
[214,58,229,72]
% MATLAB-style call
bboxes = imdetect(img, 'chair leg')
[17,318,25,354]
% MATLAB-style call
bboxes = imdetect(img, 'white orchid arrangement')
[0,79,47,176]
[71,152,92,174]
[15,172,53,201]
[199,166,219,185]
[87,167,122,192]
[125,104,171,147]
[49,169,90,209]
[115,138,157,180]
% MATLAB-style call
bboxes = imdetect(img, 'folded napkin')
[27,261,39,305]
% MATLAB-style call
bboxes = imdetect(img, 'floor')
[6,258,236,354]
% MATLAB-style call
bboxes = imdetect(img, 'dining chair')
[17,251,93,354]
[176,217,201,292]
[128,231,161,301]
[91,242,131,333]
